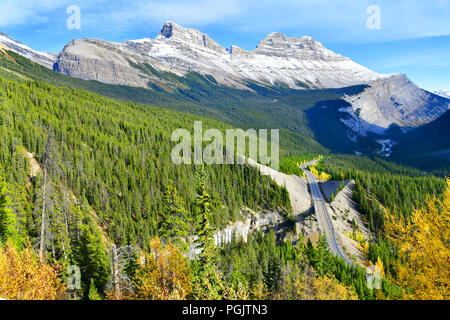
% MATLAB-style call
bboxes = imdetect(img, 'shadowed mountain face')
[391,110,450,168]
[50,22,449,135]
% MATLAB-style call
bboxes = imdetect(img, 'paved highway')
[301,161,353,266]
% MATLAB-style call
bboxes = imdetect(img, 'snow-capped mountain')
[0,31,56,69]
[53,21,449,134]
[54,21,382,90]
[434,90,450,99]
[2,22,449,140]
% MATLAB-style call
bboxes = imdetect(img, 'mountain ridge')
[1,22,449,158]
[0,31,56,69]
[54,21,383,91]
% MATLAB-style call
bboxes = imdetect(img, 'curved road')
[301,161,353,266]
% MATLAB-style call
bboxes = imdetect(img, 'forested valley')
[0,49,448,300]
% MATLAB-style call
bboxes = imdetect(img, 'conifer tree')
[71,217,110,299]
[159,183,191,252]
[88,278,102,300]
[192,165,223,299]
[0,168,22,248]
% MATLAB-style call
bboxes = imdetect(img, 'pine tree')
[71,215,110,299]
[159,183,191,252]
[192,165,223,299]
[0,168,22,248]
[88,278,102,300]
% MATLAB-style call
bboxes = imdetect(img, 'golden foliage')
[294,267,358,300]
[383,178,450,300]
[133,237,192,300]
[191,266,225,300]
[319,172,331,181]
[0,241,66,300]
[309,165,331,181]
[249,282,269,300]
[374,256,385,278]
[222,281,251,300]
[310,276,358,300]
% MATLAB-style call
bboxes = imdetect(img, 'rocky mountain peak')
[230,45,249,55]
[253,32,344,61]
[160,21,182,38]
[157,21,227,54]
[54,21,382,90]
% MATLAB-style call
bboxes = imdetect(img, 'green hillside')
[0,50,365,157]
[0,58,295,295]
[1,48,448,301]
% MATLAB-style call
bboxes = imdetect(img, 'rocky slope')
[54,21,382,90]
[341,74,449,135]
[328,180,372,266]
[0,32,56,69]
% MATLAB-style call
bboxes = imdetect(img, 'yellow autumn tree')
[311,276,358,300]
[374,256,385,278]
[133,237,192,300]
[295,267,358,300]
[0,241,66,300]
[383,178,450,300]
[319,171,331,181]
[249,282,269,300]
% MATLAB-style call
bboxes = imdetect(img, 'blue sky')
[0,0,449,91]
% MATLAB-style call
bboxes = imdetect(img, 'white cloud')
[221,0,450,42]
[0,0,75,26]
[0,0,449,42]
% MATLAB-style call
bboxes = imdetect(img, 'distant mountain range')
[53,21,382,90]
[0,22,449,166]
[434,90,450,99]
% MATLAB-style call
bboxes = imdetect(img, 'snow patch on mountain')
[434,90,450,99]
[55,21,383,90]
[338,106,386,137]
[0,31,56,69]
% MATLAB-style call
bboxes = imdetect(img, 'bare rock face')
[54,39,152,87]
[253,33,345,61]
[342,74,449,134]
[53,21,381,91]
[187,207,285,259]
[229,45,249,55]
[213,209,284,247]
[159,21,227,55]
